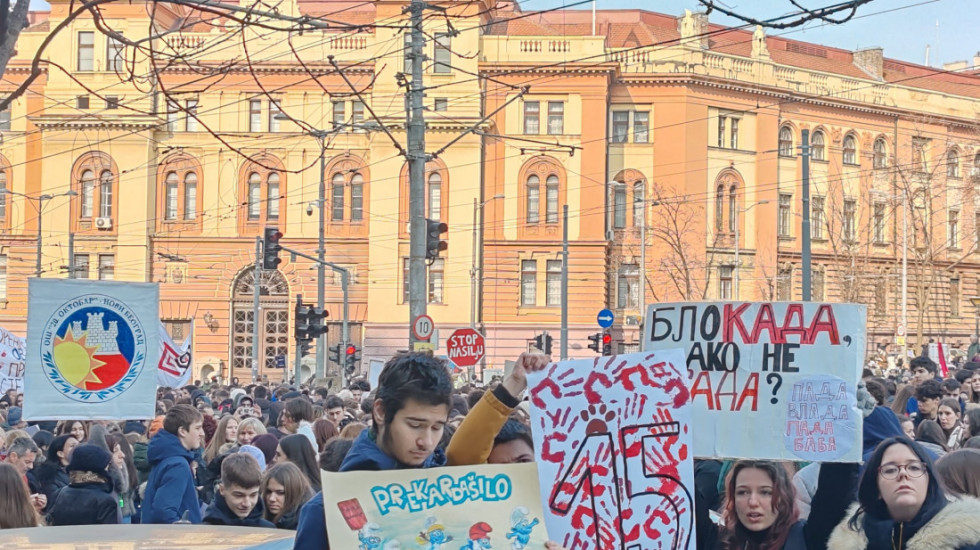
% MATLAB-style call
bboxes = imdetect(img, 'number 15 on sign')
[412,314,434,341]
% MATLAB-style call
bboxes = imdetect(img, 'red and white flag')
[158,323,192,388]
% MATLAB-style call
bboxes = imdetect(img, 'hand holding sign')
[501,351,551,398]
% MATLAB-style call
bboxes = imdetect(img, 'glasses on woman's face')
[879,461,927,480]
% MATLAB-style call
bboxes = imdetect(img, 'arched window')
[81,169,95,218]
[247,172,261,220]
[715,185,724,231]
[947,149,961,178]
[183,172,197,220]
[779,126,794,157]
[526,175,540,224]
[350,173,364,221]
[328,157,370,225]
[427,172,442,220]
[873,138,887,169]
[165,172,179,220]
[632,181,644,228]
[266,173,280,220]
[331,173,345,222]
[811,131,826,161]
[728,184,737,233]
[843,134,857,165]
[546,175,559,223]
[99,171,113,218]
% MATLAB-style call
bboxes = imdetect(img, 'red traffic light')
[346,345,357,355]
[602,333,612,344]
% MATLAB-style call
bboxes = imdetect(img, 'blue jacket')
[292,430,446,550]
[141,430,202,524]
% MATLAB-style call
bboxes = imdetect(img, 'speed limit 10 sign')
[412,314,435,341]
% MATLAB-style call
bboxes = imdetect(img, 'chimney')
[853,47,883,80]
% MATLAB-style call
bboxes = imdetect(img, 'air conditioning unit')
[95,217,112,229]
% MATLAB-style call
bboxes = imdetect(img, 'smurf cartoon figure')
[460,522,493,549]
[417,516,454,550]
[506,507,539,550]
[357,523,384,550]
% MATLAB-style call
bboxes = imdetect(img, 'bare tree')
[645,181,714,302]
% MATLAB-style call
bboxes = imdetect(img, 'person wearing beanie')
[4,405,25,429]
[45,444,121,525]
[239,445,267,471]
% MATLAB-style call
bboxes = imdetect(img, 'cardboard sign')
[323,463,549,550]
[644,301,865,462]
[527,350,696,550]
[0,327,26,394]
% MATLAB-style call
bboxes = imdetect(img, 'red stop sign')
[446,328,485,367]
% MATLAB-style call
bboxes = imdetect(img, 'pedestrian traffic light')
[329,343,341,364]
[602,332,613,356]
[294,294,329,340]
[299,337,313,358]
[532,333,553,355]
[587,332,602,353]
[425,218,449,260]
[262,227,283,270]
[344,344,360,376]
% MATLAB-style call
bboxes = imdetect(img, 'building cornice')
[29,114,162,131]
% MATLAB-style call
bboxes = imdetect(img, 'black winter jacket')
[46,471,121,526]
[33,461,70,508]
[202,492,275,528]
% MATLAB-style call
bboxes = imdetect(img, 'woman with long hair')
[274,434,321,492]
[828,437,980,550]
[56,421,88,444]
[312,419,337,453]
[204,415,239,463]
[0,462,41,528]
[33,435,78,505]
[963,408,980,439]
[891,385,916,417]
[717,461,803,550]
[106,433,138,523]
[937,398,966,450]
[261,462,314,529]
[936,449,980,499]
[915,420,949,458]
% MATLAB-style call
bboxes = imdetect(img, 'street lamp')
[471,194,505,329]
[734,199,769,300]
[3,189,77,277]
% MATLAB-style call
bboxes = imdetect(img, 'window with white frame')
[521,260,536,306]
[778,193,791,237]
[617,264,640,309]
[77,32,94,71]
[546,260,562,306]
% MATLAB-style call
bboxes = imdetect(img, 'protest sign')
[24,279,160,420]
[644,301,865,462]
[0,327,25,393]
[527,349,695,550]
[322,462,549,550]
[158,322,193,388]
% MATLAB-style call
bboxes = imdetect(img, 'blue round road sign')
[597,309,615,328]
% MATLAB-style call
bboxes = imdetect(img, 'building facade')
[1,1,979,381]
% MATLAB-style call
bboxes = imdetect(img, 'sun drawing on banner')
[52,329,106,389]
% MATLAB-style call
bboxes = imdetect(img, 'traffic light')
[344,344,361,376]
[329,343,342,365]
[262,227,283,270]
[425,218,449,260]
[294,294,329,340]
[299,337,313,358]
[532,333,553,355]
[587,332,602,353]
[602,332,613,356]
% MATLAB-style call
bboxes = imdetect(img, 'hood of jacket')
[68,470,113,491]
[340,429,446,472]
[863,407,905,459]
[828,498,980,550]
[146,430,196,466]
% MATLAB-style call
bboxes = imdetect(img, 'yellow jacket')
[446,385,521,466]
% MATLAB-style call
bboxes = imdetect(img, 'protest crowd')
[0,345,979,550]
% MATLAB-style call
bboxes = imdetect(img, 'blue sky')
[519,0,975,67]
[26,0,975,67]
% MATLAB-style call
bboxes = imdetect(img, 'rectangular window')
[248,180,261,220]
[433,33,451,73]
[268,100,282,132]
[98,254,114,281]
[428,259,444,304]
[249,99,262,132]
[73,254,89,279]
[524,101,540,135]
[719,266,733,300]
[613,187,627,229]
[873,202,886,244]
[777,266,792,301]
[617,264,640,309]
[350,181,363,222]
[99,176,112,218]
[267,177,280,220]
[434,98,447,112]
[812,196,825,239]
[546,260,562,306]
[0,255,6,299]
[81,178,94,218]
[428,176,441,221]
[520,260,536,306]
[951,278,960,316]
[352,101,364,124]
[949,210,960,248]
[77,96,90,110]
[105,96,119,110]
[545,177,559,224]
[185,99,198,132]
[547,101,564,135]
[633,112,649,143]
[812,269,824,301]
[166,99,178,132]
[77,31,94,71]
[107,35,124,72]
[717,116,726,148]
[730,118,739,149]
[778,193,792,237]
[184,176,197,220]
[611,111,629,143]
[332,100,345,129]
[843,199,856,241]
[526,178,539,224]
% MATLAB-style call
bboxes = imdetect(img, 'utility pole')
[315,131,327,379]
[252,236,261,383]
[67,233,75,279]
[407,0,427,346]
[801,129,811,301]
[560,205,568,359]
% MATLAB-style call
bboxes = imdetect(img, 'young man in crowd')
[913,378,943,428]
[905,356,939,416]
[203,453,273,527]
[142,404,206,524]
[5,436,46,512]
[281,397,317,451]
[323,396,345,426]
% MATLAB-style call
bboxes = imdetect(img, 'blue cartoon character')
[506,507,539,550]
[417,516,454,550]
[460,522,493,550]
[357,523,384,550]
